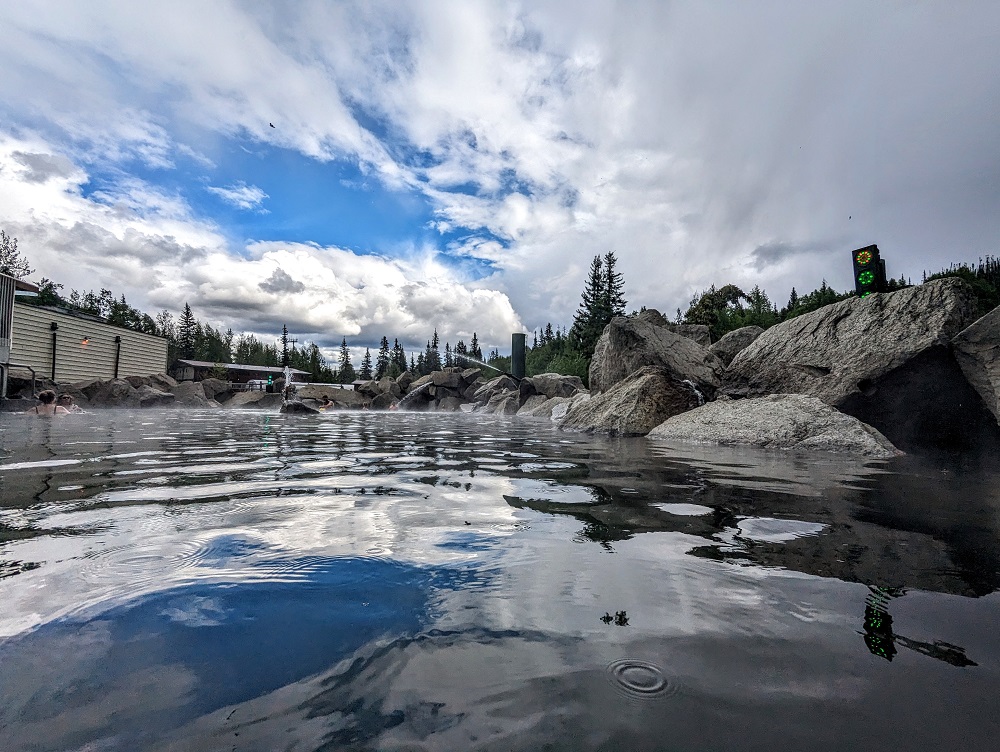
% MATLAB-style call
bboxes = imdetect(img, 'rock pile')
[553,278,1000,455]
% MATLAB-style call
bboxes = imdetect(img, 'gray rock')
[723,279,977,404]
[518,395,572,419]
[396,371,415,390]
[170,381,217,408]
[559,365,703,436]
[482,391,520,415]
[516,394,549,415]
[709,326,765,366]
[435,396,466,411]
[431,369,463,388]
[124,375,150,389]
[526,373,586,399]
[952,304,1000,424]
[589,314,725,396]
[473,375,519,403]
[149,373,178,390]
[280,400,320,414]
[666,323,713,347]
[200,377,230,401]
[136,385,175,407]
[225,391,284,409]
[635,309,713,346]
[460,367,483,384]
[370,392,396,410]
[377,377,403,399]
[648,393,902,458]
[719,278,994,450]
[82,379,140,408]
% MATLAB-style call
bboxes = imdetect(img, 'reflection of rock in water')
[503,445,1000,599]
[860,586,977,667]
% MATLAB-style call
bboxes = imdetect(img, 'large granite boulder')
[558,365,703,436]
[81,379,140,408]
[525,373,586,399]
[370,392,397,410]
[170,381,219,408]
[589,313,725,396]
[481,391,520,415]
[200,378,231,402]
[952,304,1000,425]
[709,326,764,366]
[377,377,403,399]
[665,323,713,347]
[721,278,994,449]
[149,373,178,391]
[136,385,175,407]
[280,400,320,414]
[225,391,284,409]
[648,394,902,458]
[630,309,713,346]
[517,395,573,419]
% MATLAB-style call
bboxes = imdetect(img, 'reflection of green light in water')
[856,250,873,265]
[858,270,875,285]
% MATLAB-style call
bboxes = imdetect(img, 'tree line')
[5,228,997,385]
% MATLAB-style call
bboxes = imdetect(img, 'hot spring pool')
[1,409,999,750]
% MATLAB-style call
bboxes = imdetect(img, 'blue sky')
[1,1,998,360]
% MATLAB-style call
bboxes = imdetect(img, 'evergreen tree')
[602,251,627,318]
[359,348,373,379]
[429,329,441,371]
[392,339,407,374]
[445,342,453,367]
[410,353,416,373]
[544,323,554,344]
[0,230,33,278]
[470,332,483,361]
[569,255,607,356]
[454,339,468,364]
[177,303,197,359]
[338,338,356,383]
[376,336,390,379]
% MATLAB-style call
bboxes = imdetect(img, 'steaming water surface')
[1,409,999,751]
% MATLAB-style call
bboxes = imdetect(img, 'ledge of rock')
[589,311,724,397]
[952,303,1000,425]
[558,365,703,436]
[648,393,903,458]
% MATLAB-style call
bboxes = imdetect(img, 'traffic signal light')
[852,245,886,297]
[267,375,273,384]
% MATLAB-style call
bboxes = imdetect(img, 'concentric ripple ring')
[607,659,673,699]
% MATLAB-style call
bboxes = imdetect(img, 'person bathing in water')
[25,390,70,416]
[58,393,85,413]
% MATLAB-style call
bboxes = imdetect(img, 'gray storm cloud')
[258,268,306,294]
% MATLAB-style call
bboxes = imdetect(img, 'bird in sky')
[269,122,275,128]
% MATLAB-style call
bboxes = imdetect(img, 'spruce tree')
[338,338,356,383]
[376,336,390,379]
[392,339,407,373]
[602,251,627,318]
[178,303,197,359]
[470,332,483,361]
[359,348,373,379]
[569,255,606,356]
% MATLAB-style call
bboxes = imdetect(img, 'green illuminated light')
[858,270,875,285]
[855,250,873,266]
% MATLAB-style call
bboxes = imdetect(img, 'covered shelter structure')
[169,359,309,385]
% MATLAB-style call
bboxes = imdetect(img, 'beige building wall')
[10,303,168,383]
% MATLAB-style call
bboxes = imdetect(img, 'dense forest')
[3,229,997,386]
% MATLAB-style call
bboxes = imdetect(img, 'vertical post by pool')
[511,332,526,380]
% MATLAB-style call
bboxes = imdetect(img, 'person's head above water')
[37,390,57,404]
